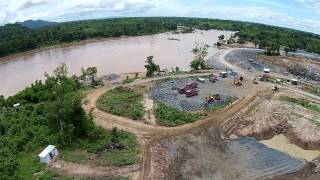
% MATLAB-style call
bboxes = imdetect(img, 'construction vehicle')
[213,94,221,100]
[186,82,198,89]
[259,74,269,81]
[205,94,221,107]
[272,86,279,91]
[186,89,199,97]
[205,96,215,104]
[178,82,198,94]
[253,78,258,84]
[209,74,219,83]
[234,77,242,86]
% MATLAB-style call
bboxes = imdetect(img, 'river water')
[0,30,233,97]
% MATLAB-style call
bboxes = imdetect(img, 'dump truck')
[186,89,199,97]
[178,82,198,94]
[209,74,219,83]
[186,82,198,89]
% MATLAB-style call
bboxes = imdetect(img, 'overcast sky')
[1,0,320,34]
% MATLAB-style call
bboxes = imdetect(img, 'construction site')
[49,47,320,180]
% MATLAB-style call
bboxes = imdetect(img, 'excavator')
[205,94,221,105]
[234,77,243,86]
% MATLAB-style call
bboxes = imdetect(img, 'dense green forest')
[0,64,138,179]
[0,17,320,57]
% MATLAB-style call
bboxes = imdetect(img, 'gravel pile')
[227,137,305,179]
[207,55,229,70]
[225,49,287,73]
[150,78,231,111]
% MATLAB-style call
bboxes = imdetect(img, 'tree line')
[1,17,320,57]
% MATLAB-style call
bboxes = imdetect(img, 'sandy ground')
[50,160,140,179]
[142,94,157,125]
[261,134,320,161]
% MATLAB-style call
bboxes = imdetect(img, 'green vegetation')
[80,66,101,87]
[60,127,138,166]
[190,42,210,70]
[1,17,320,58]
[122,77,136,84]
[280,96,320,113]
[208,97,238,111]
[154,102,205,127]
[0,64,138,179]
[97,87,144,120]
[122,73,139,84]
[144,56,160,77]
[304,84,320,97]
[16,150,73,180]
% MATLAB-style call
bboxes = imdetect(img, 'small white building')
[263,68,270,73]
[38,145,58,164]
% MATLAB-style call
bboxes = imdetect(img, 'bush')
[280,96,320,113]
[97,87,144,120]
[154,102,203,127]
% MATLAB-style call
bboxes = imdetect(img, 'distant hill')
[17,20,57,29]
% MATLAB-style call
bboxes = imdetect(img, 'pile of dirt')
[221,91,320,150]
[148,127,305,180]
[221,94,286,140]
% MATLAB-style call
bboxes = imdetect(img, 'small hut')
[38,145,58,164]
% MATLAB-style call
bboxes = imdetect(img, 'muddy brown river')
[0,30,232,97]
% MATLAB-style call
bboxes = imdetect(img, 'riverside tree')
[144,56,160,77]
[80,66,99,86]
[190,42,209,70]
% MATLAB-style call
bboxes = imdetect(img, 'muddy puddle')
[261,134,320,161]
[0,30,233,97]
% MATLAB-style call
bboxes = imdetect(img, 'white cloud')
[295,0,320,14]
[0,0,319,34]
[0,0,178,24]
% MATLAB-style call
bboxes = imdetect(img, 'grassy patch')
[122,77,136,84]
[306,85,320,97]
[60,128,139,167]
[16,150,73,180]
[16,128,138,179]
[154,102,205,127]
[280,96,320,113]
[97,87,144,120]
[208,97,238,112]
